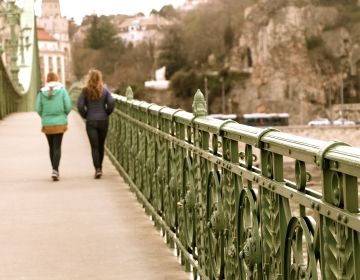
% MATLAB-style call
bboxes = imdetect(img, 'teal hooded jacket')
[35,81,72,126]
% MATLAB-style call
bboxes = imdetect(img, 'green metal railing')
[106,88,360,280]
[0,59,20,118]
[0,0,40,119]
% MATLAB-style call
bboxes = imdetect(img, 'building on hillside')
[181,0,210,10]
[117,15,172,46]
[37,27,66,85]
[72,25,88,43]
[144,66,170,90]
[36,0,72,85]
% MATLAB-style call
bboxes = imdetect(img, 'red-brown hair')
[46,72,59,99]
[46,72,59,83]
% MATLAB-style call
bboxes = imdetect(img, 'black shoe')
[52,170,59,181]
[94,169,102,179]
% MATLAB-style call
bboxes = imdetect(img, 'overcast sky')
[35,0,186,24]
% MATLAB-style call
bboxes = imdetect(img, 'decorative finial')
[192,89,207,117]
[125,86,134,100]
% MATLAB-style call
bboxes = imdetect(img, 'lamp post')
[340,73,344,118]
[339,39,350,119]
[204,75,208,105]
[329,86,333,123]
[220,76,225,114]
[19,26,31,66]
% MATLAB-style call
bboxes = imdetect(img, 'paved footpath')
[0,112,190,280]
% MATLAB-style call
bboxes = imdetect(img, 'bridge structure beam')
[0,0,40,119]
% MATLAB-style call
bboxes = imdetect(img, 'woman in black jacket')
[77,68,115,179]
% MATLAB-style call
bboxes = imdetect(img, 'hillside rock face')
[229,0,360,124]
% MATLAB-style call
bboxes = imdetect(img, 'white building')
[36,0,72,84]
[118,15,172,46]
[37,27,66,85]
[144,66,170,90]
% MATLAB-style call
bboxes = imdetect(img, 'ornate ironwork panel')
[106,89,360,280]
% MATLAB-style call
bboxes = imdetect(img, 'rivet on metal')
[342,216,348,224]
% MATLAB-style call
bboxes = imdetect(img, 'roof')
[37,27,56,41]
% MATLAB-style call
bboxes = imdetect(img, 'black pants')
[46,133,64,171]
[86,120,109,169]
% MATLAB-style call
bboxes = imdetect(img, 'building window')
[57,56,61,78]
[48,57,53,72]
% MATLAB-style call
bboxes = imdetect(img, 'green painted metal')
[106,90,360,279]
[0,0,40,119]
[68,80,83,109]
[0,0,21,86]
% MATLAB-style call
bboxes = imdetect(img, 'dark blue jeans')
[45,133,63,171]
[86,120,109,169]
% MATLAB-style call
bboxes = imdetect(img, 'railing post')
[192,89,209,276]
[125,86,134,101]
[318,141,360,279]
[192,89,207,117]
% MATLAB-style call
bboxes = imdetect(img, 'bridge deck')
[0,112,189,280]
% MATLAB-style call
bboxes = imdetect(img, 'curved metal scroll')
[206,170,225,279]
[237,188,262,279]
[284,216,318,280]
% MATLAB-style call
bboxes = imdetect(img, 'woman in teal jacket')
[36,72,72,181]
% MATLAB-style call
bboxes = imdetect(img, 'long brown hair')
[83,68,103,101]
[46,72,59,99]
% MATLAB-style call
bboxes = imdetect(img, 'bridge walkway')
[0,112,189,280]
